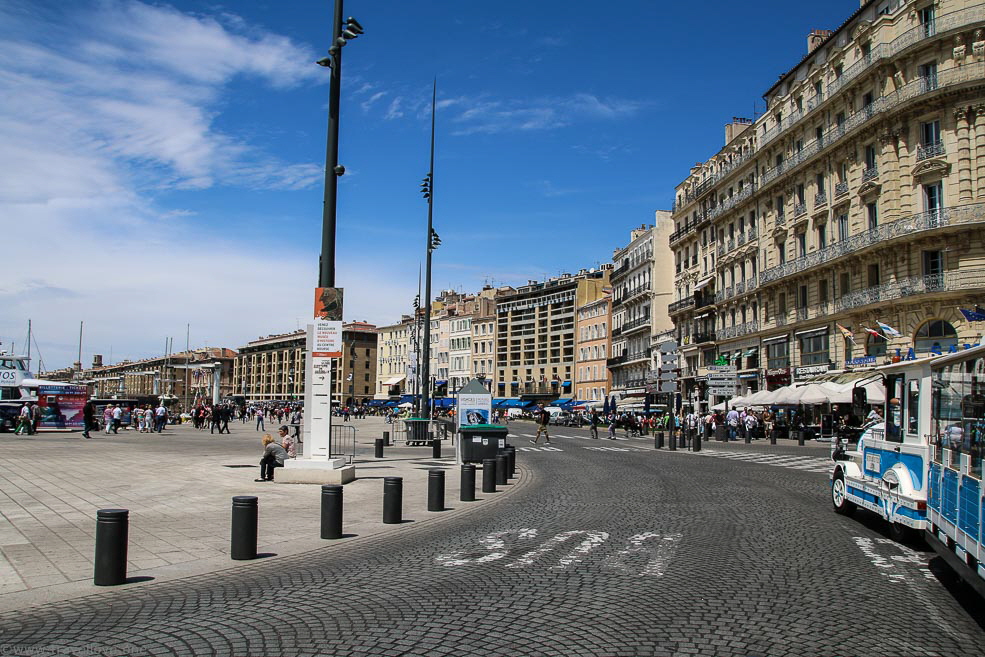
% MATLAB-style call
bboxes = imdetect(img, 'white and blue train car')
[830,356,934,543]
[831,344,985,596]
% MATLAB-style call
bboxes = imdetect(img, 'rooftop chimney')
[92,354,103,368]
[808,29,832,53]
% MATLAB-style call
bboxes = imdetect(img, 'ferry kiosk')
[831,344,985,596]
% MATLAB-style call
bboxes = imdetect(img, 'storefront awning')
[382,375,405,386]
[795,326,829,338]
[762,334,788,344]
[694,277,713,291]
[743,347,758,357]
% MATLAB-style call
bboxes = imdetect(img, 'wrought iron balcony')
[776,313,787,326]
[692,333,715,345]
[714,286,734,303]
[760,204,984,285]
[814,192,827,208]
[834,269,981,313]
[834,181,849,198]
[796,307,809,321]
[775,213,786,227]
[606,353,627,367]
[625,348,653,364]
[622,316,651,334]
[794,202,807,217]
[917,140,945,161]
[695,295,716,310]
[715,320,760,341]
[668,297,695,314]
[862,166,879,182]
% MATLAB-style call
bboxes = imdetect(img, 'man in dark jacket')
[82,400,95,439]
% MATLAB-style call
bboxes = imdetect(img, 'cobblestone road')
[0,432,982,657]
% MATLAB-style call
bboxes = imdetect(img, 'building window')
[922,250,943,277]
[867,263,880,287]
[866,202,878,230]
[778,243,786,265]
[800,333,829,366]
[837,213,849,241]
[766,341,789,369]
[817,224,827,249]
[819,279,829,304]
[915,319,957,353]
[924,182,943,216]
[866,333,887,358]
[839,272,851,298]
[797,233,807,257]
[799,285,808,309]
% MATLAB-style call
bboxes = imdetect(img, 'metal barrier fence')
[331,425,356,464]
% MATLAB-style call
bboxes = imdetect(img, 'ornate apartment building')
[84,348,236,404]
[494,269,611,400]
[670,0,985,408]
[608,214,676,400]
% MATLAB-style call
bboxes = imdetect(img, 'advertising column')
[305,320,342,459]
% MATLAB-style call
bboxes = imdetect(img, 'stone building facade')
[669,0,985,409]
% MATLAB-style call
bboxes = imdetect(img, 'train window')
[906,379,919,437]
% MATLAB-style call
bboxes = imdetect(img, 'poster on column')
[456,379,493,429]
[312,321,343,358]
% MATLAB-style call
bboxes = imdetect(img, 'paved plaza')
[1,421,983,656]
[0,416,520,611]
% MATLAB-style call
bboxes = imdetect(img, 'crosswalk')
[691,448,831,473]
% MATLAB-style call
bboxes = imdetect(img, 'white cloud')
[0,1,338,368]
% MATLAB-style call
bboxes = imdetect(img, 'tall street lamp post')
[316,4,363,289]
[419,82,440,420]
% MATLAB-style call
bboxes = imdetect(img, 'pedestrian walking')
[589,410,599,439]
[111,404,122,434]
[15,402,32,435]
[82,400,95,439]
[530,404,551,445]
[256,409,265,432]
[154,403,167,433]
[607,413,617,440]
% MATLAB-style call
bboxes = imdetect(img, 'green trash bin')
[404,418,431,446]
[458,425,509,464]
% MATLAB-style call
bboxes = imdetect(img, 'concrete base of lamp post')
[278,458,356,485]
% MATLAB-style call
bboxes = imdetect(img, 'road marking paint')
[435,529,538,566]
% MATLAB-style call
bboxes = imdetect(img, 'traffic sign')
[708,387,735,396]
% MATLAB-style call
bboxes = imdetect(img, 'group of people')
[85,401,168,438]
[14,402,42,435]
[256,425,297,482]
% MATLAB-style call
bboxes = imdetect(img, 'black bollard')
[770,429,777,445]
[797,430,805,447]
[694,432,702,452]
[93,509,129,586]
[374,438,384,459]
[482,458,497,493]
[432,438,441,459]
[428,469,445,512]
[383,430,390,446]
[230,496,258,560]
[669,431,677,451]
[496,455,508,485]
[744,430,751,444]
[505,447,516,478]
[321,485,343,539]
[656,431,664,449]
[383,477,403,524]
[679,432,686,448]
[461,464,476,501]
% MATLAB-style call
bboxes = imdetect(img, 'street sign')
[659,340,678,353]
[708,387,735,397]
[659,381,678,394]
[707,365,737,373]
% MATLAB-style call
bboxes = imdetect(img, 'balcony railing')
[622,316,651,333]
[814,192,827,208]
[708,183,756,220]
[606,354,627,367]
[862,165,879,182]
[796,307,809,321]
[834,181,849,198]
[692,333,715,345]
[776,313,787,326]
[917,140,945,161]
[617,280,651,304]
[794,202,807,217]
[715,286,734,303]
[695,295,716,310]
[834,269,984,313]
[625,348,653,364]
[775,213,786,227]
[760,203,985,285]
[715,320,760,341]
[668,297,695,314]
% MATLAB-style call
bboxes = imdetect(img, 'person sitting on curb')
[256,434,287,482]
[279,425,296,458]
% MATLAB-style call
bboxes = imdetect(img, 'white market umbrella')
[771,385,803,405]
[797,383,832,405]
[743,389,773,406]
[398,402,414,408]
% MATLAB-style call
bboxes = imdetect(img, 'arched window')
[866,333,887,358]
[915,319,958,353]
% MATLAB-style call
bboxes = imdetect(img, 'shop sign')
[794,364,830,380]
[737,372,759,379]
[846,356,877,367]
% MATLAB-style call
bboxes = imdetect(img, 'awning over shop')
[432,397,455,408]
[492,398,537,409]
[743,347,758,357]
[365,399,387,406]
[435,380,447,386]
[382,375,405,386]
[694,277,713,291]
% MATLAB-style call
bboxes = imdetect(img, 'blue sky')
[0,0,859,369]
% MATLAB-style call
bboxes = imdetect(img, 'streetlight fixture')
[419,81,438,420]
[316,7,364,289]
